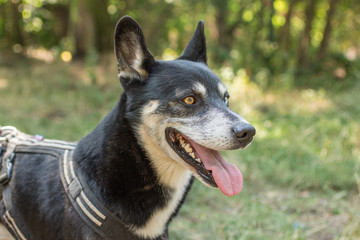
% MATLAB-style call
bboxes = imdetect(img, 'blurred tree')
[46,3,70,41]
[71,0,112,58]
[210,0,247,62]
[297,0,318,68]
[90,0,112,53]
[0,0,359,86]
[253,0,266,44]
[5,0,24,47]
[268,0,275,42]
[71,0,94,58]
[317,0,339,61]
[280,0,299,51]
[214,0,232,50]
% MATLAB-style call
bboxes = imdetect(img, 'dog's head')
[114,16,255,196]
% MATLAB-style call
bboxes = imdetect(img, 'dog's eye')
[182,96,196,105]
[224,94,229,107]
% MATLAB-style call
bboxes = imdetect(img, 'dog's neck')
[73,94,193,239]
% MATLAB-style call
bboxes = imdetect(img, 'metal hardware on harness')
[0,144,6,159]
[0,126,17,185]
[0,126,18,139]
[0,153,15,185]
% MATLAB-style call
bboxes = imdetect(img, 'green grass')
[1,55,359,239]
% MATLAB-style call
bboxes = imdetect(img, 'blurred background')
[0,0,359,239]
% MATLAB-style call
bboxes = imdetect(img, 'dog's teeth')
[184,144,192,153]
[189,152,195,158]
[195,158,201,163]
[179,138,185,144]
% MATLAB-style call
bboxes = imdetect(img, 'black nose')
[232,125,256,144]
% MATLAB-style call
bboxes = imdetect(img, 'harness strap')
[0,126,77,240]
[0,126,140,239]
[0,153,15,184]
[0,127,18,184]
[0,126,76,185]
[60,150,134,239]
[2,186,29,240]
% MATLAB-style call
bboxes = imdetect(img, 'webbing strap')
[0,126,77,240]
[2,186,29,240]
[0,126,76,154]
[0,126,76,185]
[60,150,134,240]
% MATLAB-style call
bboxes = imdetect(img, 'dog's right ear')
[114,16,155,86]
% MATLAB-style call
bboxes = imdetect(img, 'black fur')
[178,20,207,63]
[75,96,175,228]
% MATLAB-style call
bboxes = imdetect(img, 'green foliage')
[1,0,360,85]
[0,56,120,140]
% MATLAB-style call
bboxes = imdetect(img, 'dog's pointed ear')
[114,16,155,86]
[178,20,207,64]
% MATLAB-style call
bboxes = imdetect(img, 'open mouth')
[165,127,243,196]
[165,127,217,188]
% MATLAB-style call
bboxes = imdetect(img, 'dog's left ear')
[178,20,207,64]
[114,16,155,86]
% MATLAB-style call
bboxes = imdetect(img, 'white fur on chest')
[133,101,192,238]
[132,168,191,238]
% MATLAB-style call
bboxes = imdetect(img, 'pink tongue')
[187,139,243,196]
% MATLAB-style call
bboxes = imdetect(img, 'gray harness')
[0,126,137,240]
[60,149,135,239]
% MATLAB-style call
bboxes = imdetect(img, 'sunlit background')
[0,0,360,239]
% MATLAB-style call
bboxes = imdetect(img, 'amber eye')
[182,96,196,105]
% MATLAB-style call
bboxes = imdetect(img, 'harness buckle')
[0,144,6,159]
[0,153,15,185]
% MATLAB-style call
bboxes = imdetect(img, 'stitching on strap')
[76,197,103,227]
[1,126,76,151]
[80,191,106,220]
[63,150,71,185]
[3,211,27,240]
[60,149,133,239]
[63,151,107,227]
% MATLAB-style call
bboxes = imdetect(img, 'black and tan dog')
[0,16,255,239]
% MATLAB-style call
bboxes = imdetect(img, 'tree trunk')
[212,0,245,63]
[89,0,112,53]
[317,0,339,60]
[280,0,299,50]
[0,4,5,43]
[71,0,95,58]
[6,0,24,47]
[71,0,112,58]
[141,3,174,55]
[252,0,266,51]
[297,0,317,68]
[216,0,232,50]
[45,3,70,41]
[268,0,275,42]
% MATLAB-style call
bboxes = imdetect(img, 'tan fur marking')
[131,101,192,238]
[194,82,207,97]
[136,101,189,188]
[217,82,227,96]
